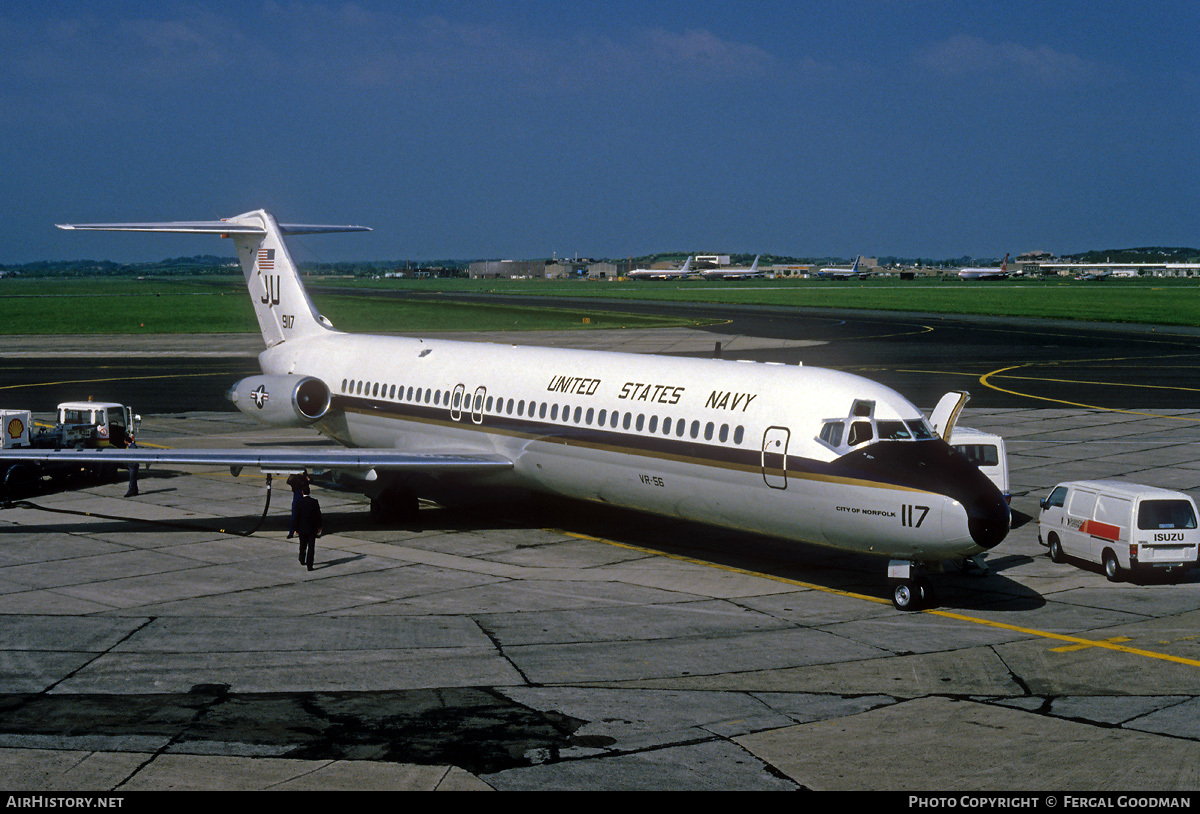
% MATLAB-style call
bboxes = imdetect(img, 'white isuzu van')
[1038,480,1200,581]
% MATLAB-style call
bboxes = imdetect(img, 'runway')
[2,310,1200,791]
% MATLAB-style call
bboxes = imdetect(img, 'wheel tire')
[1048,535,1064,564]
[892,581,919,611]
[370,487,419,524]
[916,576,936,609]
[1103,550,1122,582]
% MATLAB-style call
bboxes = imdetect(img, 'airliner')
[957,253,1010,280]
[627,256,693,280]
[815,257,865,280]
[3,210,1009,610]
[700,256,762,280]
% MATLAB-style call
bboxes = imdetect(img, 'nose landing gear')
[888,560,936,611]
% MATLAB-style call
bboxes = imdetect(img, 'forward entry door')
[762,426,790,489]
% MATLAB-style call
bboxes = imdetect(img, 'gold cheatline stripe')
[343,404,939,496]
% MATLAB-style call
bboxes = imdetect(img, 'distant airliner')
[628,257,693,280]
[816,257,865,280]
[700,256,763,280]
[957,253,1010,280]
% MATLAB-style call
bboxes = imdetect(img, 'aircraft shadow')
[2,488,1048,612]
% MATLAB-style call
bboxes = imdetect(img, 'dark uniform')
[294,489,323,571]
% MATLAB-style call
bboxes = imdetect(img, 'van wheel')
[1048,534,1064,564]
[1103,550,1122,582]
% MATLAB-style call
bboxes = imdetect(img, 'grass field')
[0,277,707,334]
[4,274,1200,333]
[322,275,1200,327]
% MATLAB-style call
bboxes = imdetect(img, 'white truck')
[1,400,140,494]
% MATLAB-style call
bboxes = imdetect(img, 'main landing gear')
[888,559,936,611]
[369,484,420,524]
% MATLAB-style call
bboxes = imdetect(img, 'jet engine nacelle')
[226,375,331,427]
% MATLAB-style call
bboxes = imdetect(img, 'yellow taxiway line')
[553,529,1200,669]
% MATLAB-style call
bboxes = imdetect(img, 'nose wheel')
[888,560,936,611]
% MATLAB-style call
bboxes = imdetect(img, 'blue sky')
[2,1,1197,263]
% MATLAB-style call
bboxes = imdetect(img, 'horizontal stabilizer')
[56,221,371,235]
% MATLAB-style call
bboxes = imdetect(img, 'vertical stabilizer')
[227,210,334,347]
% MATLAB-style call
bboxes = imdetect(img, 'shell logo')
[6,417,23,440]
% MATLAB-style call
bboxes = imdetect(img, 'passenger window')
[1095,496,1131,526]
[623,413,632,430]
[406,387,413,401]
[586,408,594,425]
[719,424,728,442]
[663,417,672,435]
[848,421,873,446]
[341,379,347,392]
[636,414,644,432]
[1067,490,1098,519]
[539,403,547,419]
[573,406,582,423]
[649,416,658,433]
[734,426,744,444]
[550,404,559,420]
[676,420,685,438]
[704,422,714,440]
[689,420,699,439]
[598,409,607,426]
[518,400,525,417]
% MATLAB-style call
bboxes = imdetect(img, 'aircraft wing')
[0,447,512,475]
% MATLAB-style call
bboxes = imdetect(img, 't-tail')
[57,210,370,348]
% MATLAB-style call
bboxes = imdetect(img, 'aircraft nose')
[966,490,1010,550]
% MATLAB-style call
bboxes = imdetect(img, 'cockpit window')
[819,421,844,447]
[876,420,912,440]
[848,421,873,446]
[851,400,875,417]
[905,419,936,440]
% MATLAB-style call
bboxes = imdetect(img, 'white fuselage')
[258,331,1006,563]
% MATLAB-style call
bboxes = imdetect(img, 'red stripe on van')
[1080,519,1121,542]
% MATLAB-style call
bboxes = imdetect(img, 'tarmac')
[2,329,1200,791]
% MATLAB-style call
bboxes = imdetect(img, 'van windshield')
[953,444,999,467]
[1137,500,1197,530]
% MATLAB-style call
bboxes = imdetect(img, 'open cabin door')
[930,391,970,441]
